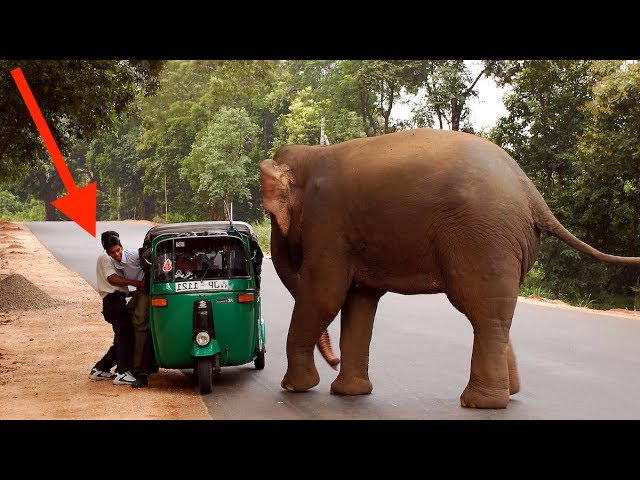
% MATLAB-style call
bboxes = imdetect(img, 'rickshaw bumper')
[191,339,221,358]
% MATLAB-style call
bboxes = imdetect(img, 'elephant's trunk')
[317,330,340,370]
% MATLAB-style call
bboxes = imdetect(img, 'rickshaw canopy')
[143,221,258,246]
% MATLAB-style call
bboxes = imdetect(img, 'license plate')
[175,280,229,292]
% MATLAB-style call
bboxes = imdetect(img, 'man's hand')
[107,274,145,290]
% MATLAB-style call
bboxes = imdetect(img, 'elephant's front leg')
[281,268,348,392]
[330,288,383,396]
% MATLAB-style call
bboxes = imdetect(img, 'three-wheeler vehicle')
[141,221,265,394]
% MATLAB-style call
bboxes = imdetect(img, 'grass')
[519,278,636,311]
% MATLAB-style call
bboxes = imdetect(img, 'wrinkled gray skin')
[260,128,640,409]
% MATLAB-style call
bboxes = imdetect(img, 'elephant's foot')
[460,384,509,409]
[330,374,373,396]
[280,366,320,392]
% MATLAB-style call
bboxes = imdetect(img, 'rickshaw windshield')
[153,235,249,283]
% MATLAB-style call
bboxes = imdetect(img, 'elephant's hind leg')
[330,287,383,396]
[450,282,519,409]
[507,339,520,395]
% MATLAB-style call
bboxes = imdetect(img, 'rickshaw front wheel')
[197,357,213,394]
[254,346,266,370]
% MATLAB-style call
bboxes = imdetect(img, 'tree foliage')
[85,117,150,220]
[406,60,501,132]
[135,60,277,221]
[0,60,164,182]
[489,60,634,299]
[181,107,261,220]
[270,86,365,155]
[573,61,640,295]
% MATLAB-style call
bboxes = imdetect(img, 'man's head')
[100,230,119,249]
[101,231,123,262]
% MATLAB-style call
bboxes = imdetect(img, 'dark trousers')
[127,290,156,375]
[94,291,133,374]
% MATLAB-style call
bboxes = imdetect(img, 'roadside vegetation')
[249,217,271,255]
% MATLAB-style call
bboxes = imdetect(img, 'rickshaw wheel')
[254,346,266,370]
[197,357,213,394]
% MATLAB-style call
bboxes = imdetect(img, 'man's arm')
[107,274,144,289]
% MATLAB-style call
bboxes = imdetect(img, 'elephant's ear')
[260,159,294,237]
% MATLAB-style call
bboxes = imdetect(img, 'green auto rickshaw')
[141,221,265,394]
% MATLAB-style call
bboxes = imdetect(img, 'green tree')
[353,60,414,135]
[573,61,640,296]
[0,60,163,180]
[181,107,261,220]
[409,60,501,132]
[0,60,164,218]
[489,60,624,299]
[84,117,150,220]
[136,61,216,220]
[270,87,365,155]
[267,61,367,147]
[137,60,277,221]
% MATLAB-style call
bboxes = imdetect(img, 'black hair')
[101,231,121,251]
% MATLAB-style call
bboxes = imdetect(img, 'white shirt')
[96,252,129,299]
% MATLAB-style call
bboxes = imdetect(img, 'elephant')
[259,128,640,409]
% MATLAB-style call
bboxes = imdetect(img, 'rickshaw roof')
[143,221,257,244]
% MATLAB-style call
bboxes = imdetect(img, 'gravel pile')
[0,274,66,311]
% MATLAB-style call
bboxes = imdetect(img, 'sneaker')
[113,371,137,385]
[131,375,148,389]
[89,367,116,381]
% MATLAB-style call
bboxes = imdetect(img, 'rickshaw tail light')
[152,298,168,307]
[237,293,254,303]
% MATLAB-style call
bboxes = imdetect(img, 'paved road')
[27,221,640,419]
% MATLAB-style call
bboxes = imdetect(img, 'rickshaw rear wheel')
[197,357,213,394]
[254,346,266,370]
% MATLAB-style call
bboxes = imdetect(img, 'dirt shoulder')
[517,293,640,319]
[0,221,210,420]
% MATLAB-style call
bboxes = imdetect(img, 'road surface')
[27,221,640,419]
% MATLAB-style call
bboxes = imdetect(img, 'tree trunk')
[37,170,59,221]
[359,90,374,137]
[383,83,394,134]
[451,98,462,131]
[545,169,554,197]
[44,201,56,221]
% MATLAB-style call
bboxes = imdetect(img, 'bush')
[0,191,44,221]
[19,198,45,221]
[250,216,271,254]
[0,191,22,218]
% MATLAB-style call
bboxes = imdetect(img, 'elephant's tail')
[317,330,340,370]
[532,194,640,265]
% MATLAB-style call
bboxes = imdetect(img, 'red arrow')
[11,67,97,237]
